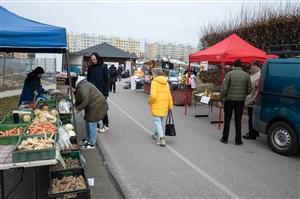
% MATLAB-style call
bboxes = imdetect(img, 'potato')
[23,114,31,122]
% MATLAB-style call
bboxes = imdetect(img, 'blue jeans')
[153,116,164,138]
[85,121,97,145]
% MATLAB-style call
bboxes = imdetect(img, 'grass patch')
[0,95,20,119]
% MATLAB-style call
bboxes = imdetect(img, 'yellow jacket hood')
[153,76,167,85]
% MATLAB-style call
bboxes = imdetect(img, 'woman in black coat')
[87,52,110,133]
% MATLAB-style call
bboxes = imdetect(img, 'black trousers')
[110,81,116,93]
[222,100,244,143]
[247,107,259,136]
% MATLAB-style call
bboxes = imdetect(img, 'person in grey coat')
[243,60,261,139]
[219,59,252,145]
[66,76,108,149]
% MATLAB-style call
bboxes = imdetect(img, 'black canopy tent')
[0,6,74,199]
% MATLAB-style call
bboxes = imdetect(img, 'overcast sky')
[1,0,293,48]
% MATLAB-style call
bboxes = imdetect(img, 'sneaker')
[81,143,95,149]
[152,134,158,140]
[79,139,88,146]
[160,137,166,146]
[244,132,260,137]
[156,138,162,146]
[243,134,256,140]
[235,141,243,145]
[99,125,109,133]
[219,138,228,144]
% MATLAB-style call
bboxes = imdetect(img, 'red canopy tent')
[185,33,278,128]
[189,33,276,65]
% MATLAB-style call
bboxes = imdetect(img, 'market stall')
[0,6,89,199]
[142,58,192,105]
[187,33,278,127]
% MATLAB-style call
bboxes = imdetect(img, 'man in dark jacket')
[219,59,252,145]
[117,65,123,81]
[87,52,110,133]
[108,64,118,93]
[66,76,108,149]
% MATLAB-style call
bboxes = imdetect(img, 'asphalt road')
[97,82,300,199]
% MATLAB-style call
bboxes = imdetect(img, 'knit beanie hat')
[33,66,45,75]
[252,60,262,68]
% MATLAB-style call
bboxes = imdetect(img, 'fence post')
[2,55,6,92]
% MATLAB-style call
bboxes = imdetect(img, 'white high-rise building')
[67,32,140,57]
[145,42,197,62]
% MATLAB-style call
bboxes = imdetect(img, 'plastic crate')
[25,119,59,136]
[0,111,32,124]
[0,124,28,145]
[48,169,90,199]
[50,151,85,172]
[47,99,58,109]
[12,134,56,163]
[59,113,72,124]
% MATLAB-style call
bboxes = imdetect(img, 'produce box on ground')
[0,110,32,124]
[50,151,85,172]
[48,169,90,199]
[12,134,56,162]
[0,123,28,145]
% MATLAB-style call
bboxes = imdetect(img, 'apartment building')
[67,32,140,57]
[145,42,197,62]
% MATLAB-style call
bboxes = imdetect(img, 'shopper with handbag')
[148,68,173,147]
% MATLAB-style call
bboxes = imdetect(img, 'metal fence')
[0,57,57,93]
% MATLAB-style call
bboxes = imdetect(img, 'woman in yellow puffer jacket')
[148,68,173,146]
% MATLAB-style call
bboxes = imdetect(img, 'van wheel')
[267,121,298,156]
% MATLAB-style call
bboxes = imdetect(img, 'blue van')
[253,57,300,155]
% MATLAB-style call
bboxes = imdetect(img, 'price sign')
[200,96,210,104]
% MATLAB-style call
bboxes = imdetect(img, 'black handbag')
[165,110,176,136]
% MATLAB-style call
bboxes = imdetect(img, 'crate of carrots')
[0,124,28,145]
[26,121,57,135]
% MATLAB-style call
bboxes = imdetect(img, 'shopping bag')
[165,110,176,136]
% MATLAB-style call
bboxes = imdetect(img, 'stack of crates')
[48,151,90,198]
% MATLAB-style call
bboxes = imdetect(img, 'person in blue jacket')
[19,66,45,106]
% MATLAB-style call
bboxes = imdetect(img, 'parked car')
[253,57,300,155]
[168,69,181,86]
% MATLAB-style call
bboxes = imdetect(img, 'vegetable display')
[64,124,76,137]
[17,136,55,151]
[51,158,81,171]
[28,122,57,135]
[0,127,24,136]
[51,175,87,193]
[33,109,57,123]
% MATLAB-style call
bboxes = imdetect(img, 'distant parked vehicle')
[253,49,300,156]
